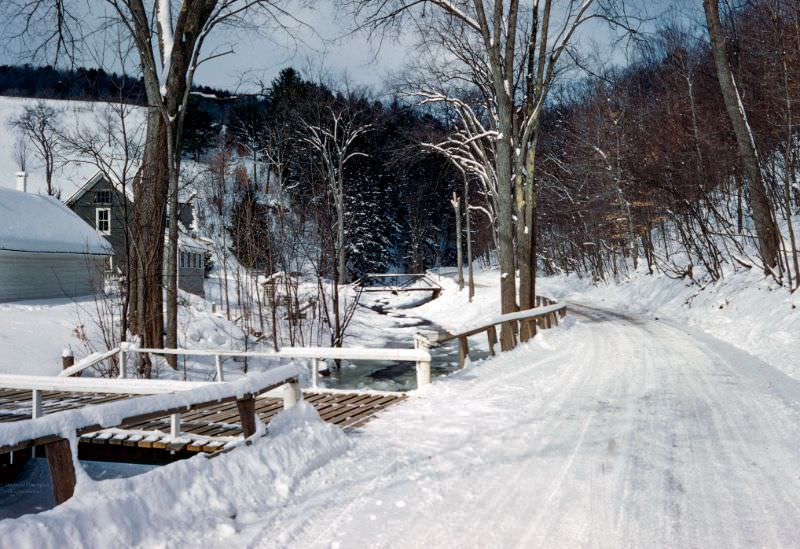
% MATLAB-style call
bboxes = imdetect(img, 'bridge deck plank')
[0,388,406,460]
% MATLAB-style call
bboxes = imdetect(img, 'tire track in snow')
[250,302,800,549]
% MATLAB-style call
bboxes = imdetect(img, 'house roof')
[175,232,208,253]
[0,187,113,255]
[64,170,199,207]
[63,170,134,206]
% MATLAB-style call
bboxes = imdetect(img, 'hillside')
[0,96,146,197]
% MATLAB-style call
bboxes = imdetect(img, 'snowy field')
[1,268,799,547]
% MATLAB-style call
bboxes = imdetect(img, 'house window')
[96,208,111,235]
[94,190,112,205]
[180,252,187,269]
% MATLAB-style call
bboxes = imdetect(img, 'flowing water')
[321,297,490,392]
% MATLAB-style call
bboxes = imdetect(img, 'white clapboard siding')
[0,250,106,302]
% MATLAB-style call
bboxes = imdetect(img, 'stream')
[320,295,490,392]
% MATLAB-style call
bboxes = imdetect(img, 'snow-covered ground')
[2,267,800,547]
[0,290,253,378]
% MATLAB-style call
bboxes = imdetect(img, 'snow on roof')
[0,187,113,255]
[176,232,208,252]
[63,170,134,205]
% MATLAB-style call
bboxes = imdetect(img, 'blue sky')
[0,1,692,94]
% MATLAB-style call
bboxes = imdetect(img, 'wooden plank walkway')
[0,388,405,461]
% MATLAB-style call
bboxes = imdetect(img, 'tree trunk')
[464,175,475,301]
[129,110,168,377]
[336,172,347,285]
[496,102,518,350]
[704,0,780,272]
[452,193,464,290]
[165,126,179,368]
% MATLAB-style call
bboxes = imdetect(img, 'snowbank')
[0,402,351,548]
[538,268,800,380]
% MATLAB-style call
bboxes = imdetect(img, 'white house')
[0,175,113,302]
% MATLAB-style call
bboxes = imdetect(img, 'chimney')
[16,171,27,193]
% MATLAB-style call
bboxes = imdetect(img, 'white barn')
[0,182,113,302]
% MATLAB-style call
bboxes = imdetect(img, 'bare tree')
[9,101,63,196]
[355,0,628,346]
[301,103,371,348]
[62,98,144,342]
[301,105,372,285]
[703,0,781,273]
[5,0,300,375]
[13,135,29,173]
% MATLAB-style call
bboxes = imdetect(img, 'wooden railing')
[0,366,302,504]
[422,296,567,369]
[60,344,434,391]
[354,273,443,297]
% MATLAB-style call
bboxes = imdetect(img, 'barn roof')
[0,187,113,255]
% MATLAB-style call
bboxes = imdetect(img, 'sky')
[0,1,413,95]
[0,1,697,96]
[193,3,414,93]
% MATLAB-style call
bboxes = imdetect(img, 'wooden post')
[169,414,181,439]
[236,395,257,438]
[61,349,74,373]
[486,326,497,356]
[45,438,76,505]
[525,319,537,339]
[32,389,42,419]
[458,336,469,369]
[311,358,319,388]
[283,380,300,408]
[414,332,432,387]
[118,343,126,379]
[416,359,431,387]
[215,354,224,381]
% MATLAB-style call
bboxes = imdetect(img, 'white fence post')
[118,343,127,379]
[283,381,301,408]
[32,389,42,419]
[414,333,432,388]
[170,414,181,439]
[215,354,224,382]
[311,358,319,388]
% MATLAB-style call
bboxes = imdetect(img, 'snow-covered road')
[248,303,800,548]
[4,302,800,548]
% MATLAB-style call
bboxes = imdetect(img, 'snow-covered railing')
[426,296,567,368]
[354,273,443,297]
[0,365,302,505]
[60,344,434,391]
[59,347,120,378]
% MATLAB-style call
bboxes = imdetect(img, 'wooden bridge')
[0,387,405,460]
[0,295,568,510]
[355,273,443,299]
[0,345,430,504]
